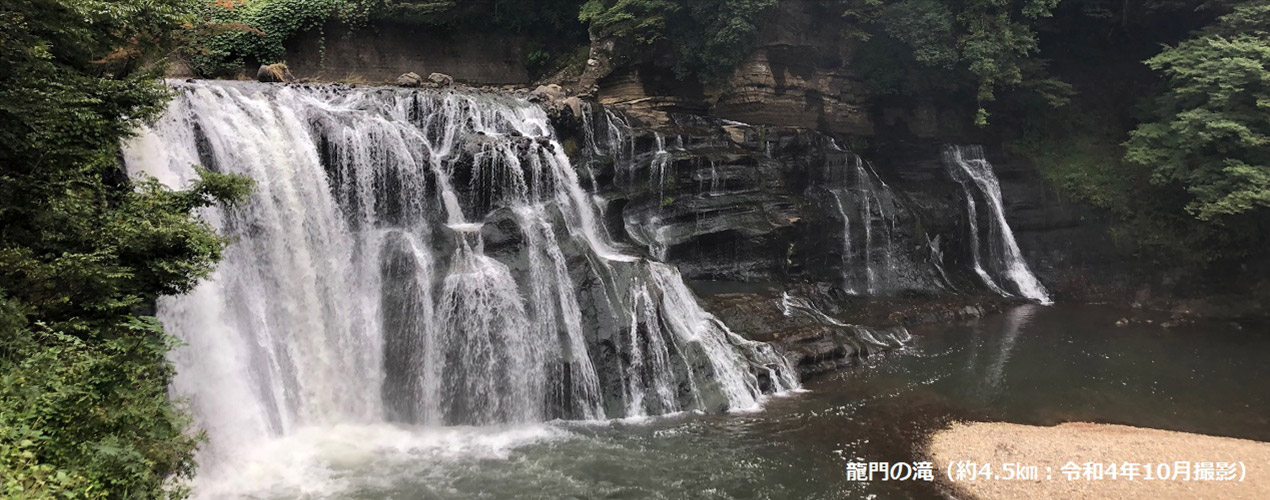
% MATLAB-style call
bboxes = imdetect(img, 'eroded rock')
[396,72,423,87]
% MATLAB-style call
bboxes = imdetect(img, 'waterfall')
[821,145,894,294]
[123,81,797,476]
[818,142,939,295]
[941,145,1051,303]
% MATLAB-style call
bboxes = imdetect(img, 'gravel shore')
[927,422,1269,499]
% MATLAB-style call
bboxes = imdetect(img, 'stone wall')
[283,24,532,85]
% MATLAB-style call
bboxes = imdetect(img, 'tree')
[580,0,778,83]
[1125,1,1270,221]
[1,0,250,497]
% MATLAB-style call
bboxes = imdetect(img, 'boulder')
[560,96,585,119]
[256,63,293,83]
[531,84,565,102]
[427,72,454,87]
[395,72,423,87]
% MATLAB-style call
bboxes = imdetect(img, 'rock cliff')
[259,1,1136,376]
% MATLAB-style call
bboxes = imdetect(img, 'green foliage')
[580,0,678,43]
[187,0,374,76]
[188,0,591,77]
[1,323,201,499]
[1,0,252,497]
[1126,1,1270,221]
[374,0,467,25]
[829,0,1071,125]
[580,0,778,83]
[1002,1,1270,266]
[1004,106,1210,263]
[488,0,590,38]
[959,0,1061,123]
[877,0,957,69]
[675,0,780,83]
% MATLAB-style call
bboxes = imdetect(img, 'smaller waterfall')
[942,145,1051,304]
[819,142,933,295]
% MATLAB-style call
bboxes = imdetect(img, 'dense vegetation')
[0,0,250,497]
[1015,0,1269,268]
[830,0,1071,125]
[579,0,779,82]
[1126,2,1270,222]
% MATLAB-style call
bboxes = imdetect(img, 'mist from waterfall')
[942,145,1052,303]
[122,81,798,484]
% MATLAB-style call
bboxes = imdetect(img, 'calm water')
[207,305,1270,499]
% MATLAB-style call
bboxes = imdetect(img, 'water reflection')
[981,304,1039,400]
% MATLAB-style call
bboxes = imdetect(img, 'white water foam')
[942,145,1052,304]
[123,81,799,495]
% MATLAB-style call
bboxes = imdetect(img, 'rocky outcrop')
[559,107,1002,295]
[575,2,875,135]
[259,3,1144,374]
[990,151,1134,298]
[710,1,873,135]
[695,283,1007,378]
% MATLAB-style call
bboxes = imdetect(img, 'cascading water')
[817,142,942,295]
[779,292,912,357]
[941,145,1051,304]
[123,81,797,488]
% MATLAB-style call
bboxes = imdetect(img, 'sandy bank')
[927,422,1269,499]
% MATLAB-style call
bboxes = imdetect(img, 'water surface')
[207,305,1269,499]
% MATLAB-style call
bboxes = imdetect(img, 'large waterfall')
[942,145,1051,303]
[122,81,798,485]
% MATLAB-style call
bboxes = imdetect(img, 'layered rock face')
[710,0,873,135]
[542,104,1044,374]
[259,0,1133,375]
[559,107,1021,296]
[265,5,1125,301]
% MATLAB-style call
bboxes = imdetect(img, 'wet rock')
[561,96,585,119]
[1115,318,1129,327]
[428,72,454,87]
[256,63,293,83]
[960,305,984,318]
[395,72,423,87]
